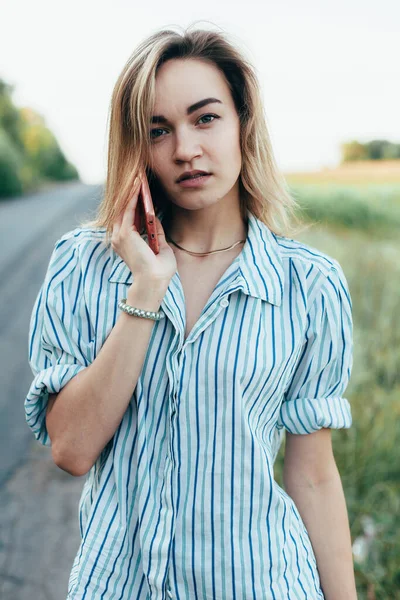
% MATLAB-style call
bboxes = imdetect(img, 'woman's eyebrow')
[151,97,223,124]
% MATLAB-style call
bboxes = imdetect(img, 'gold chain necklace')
[166,235,246,257]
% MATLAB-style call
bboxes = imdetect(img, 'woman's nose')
[173,131,202,163]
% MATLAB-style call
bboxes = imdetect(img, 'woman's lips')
[177,174,212,187]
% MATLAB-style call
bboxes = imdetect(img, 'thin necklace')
[166,235,246,257]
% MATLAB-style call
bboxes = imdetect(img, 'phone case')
[134,173,160,255]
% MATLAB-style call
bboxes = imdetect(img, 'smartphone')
[134,171,160,255]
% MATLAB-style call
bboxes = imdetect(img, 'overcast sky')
[1,0,398,184]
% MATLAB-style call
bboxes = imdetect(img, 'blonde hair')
[80,24,307,246]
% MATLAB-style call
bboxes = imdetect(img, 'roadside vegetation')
[0,78,79,199]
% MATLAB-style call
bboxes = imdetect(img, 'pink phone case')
[134,173,160,255]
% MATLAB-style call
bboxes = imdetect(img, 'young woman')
[26,26,357,600]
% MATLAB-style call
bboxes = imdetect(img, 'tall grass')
[290,183,400,237]
[274,182,400,598]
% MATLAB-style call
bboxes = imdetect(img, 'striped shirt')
[26,208,353,600]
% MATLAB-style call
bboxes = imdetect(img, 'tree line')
[0,78,79,199]
[341,139,400,162]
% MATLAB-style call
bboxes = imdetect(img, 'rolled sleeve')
[25,235,94,447]
[278,261,353,435]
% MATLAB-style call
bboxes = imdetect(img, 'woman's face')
[149,58,242,212]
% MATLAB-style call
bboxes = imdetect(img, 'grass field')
[274,161,400,599]
[284,160,400,241]
[284,159,400,184]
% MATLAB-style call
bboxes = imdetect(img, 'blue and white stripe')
[26,209,353,599]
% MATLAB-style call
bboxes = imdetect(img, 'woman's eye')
[197,113,219,124]
[150,128,165,140]
[150,114,220,140]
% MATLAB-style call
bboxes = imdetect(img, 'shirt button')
[220,298,229,307]
[166,588,173,598]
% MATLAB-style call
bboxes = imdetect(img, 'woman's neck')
[162,207,248,255]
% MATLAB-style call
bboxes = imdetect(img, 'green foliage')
[290,183,400,237]
[341,140,369,162]
[274,188,400,598]
[0,80,25,153]
[341,138,400,162]
[0,77,79,198]
[366,139,400,161]
[0,128,24,195]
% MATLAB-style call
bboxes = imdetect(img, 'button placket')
[165,564,174,598]
[168,387,178,466]
[169,346,181,465]
[183,294,233,346]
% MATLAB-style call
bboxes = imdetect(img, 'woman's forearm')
[46,277,168,476]
[285,468,358,600]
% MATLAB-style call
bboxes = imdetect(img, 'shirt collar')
[108,208,284,306]
[238,209,284,306]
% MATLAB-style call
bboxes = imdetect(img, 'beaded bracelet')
[118,298,165,321]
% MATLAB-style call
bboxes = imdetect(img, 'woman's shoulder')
[55,225,109,248]
[274,233,342,278]
[272,233,349,308]
[46,226,112,290]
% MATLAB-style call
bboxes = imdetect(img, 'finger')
[154,215,168,246]
[130,175,141,196]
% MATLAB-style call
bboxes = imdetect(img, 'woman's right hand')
[111,176,177,286]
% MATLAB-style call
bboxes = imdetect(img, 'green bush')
[0,77,80,196]
[0,128,24,197]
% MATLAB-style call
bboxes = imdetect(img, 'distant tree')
[0,79,25,153]
[0,78,79,198]
[366,140,388,160]
[366,139,400,160]
[341,141,369,162]
[19,107,79,181]
[0,128,24,196]
[341,138,400,162]
[382,143,400,159]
